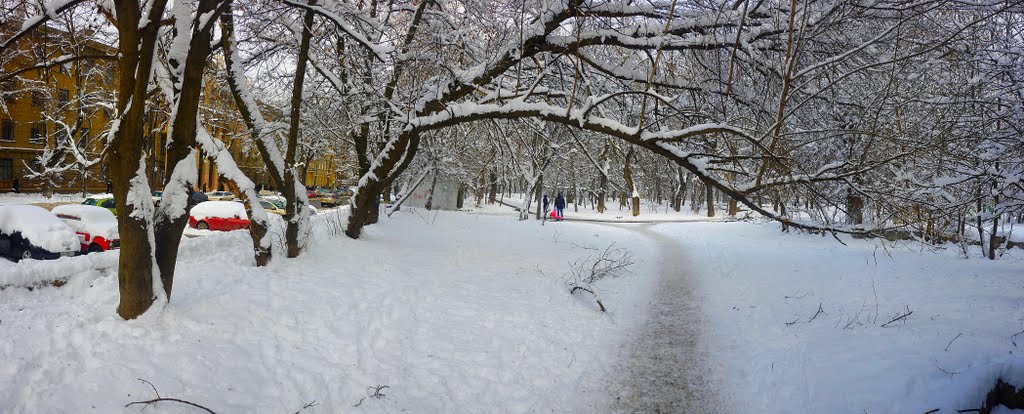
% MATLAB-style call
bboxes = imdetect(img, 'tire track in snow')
[604,223,722,413]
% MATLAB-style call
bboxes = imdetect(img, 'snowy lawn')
[0,209,660,413]
[3,207,1023,413]
[662,221,1024,414]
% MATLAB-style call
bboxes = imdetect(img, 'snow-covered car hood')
[0,205,81,253]
[190,201,248,220]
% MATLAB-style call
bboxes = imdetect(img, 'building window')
[31,91,45,107]
[1,119,13,141]
[1,82,13,104]
[0,159,11,181]
[78,128,90,150]
[30,122,46,145]
[58,89,69,105]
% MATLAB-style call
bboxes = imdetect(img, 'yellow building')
[0,24,116,193]
[1,22,341,194]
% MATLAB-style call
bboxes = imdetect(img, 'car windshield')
[83,198,97,205]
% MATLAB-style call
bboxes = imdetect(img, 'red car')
[188,201,250,231]
[52,204,120,253]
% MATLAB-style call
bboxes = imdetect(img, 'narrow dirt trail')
[604,223,722,413]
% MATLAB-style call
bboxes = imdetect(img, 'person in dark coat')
[105,179,112,194]
[12,177,19,193]
[554,192,566,221]
[542,194,549,213]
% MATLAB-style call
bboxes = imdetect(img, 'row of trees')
[2,0,1022,319]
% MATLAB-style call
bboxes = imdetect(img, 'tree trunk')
[225,179,270,266]
[110,0,170,319]
[488,168,497,204]
[706,184,715,217]
[282,5,316,258]
[534,173,543,219]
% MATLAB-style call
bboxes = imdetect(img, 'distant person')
[105,179,112,194]
[542,194,549,214]
[555,192,566,221]
[12,177,19,193]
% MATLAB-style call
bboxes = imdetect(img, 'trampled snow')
[1,205,1022,413]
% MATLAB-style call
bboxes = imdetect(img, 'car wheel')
[88,244,103,253]
[20,249,32,260]
[196,221,209,230]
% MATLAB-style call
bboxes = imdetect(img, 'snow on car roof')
[51,204,119,240]
[190,201,248,220]
[0,205,80,253]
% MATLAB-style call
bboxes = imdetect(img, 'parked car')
[52,204,120,253]
[320,191,340,207]
[83,195,117,216]
[189,201,250,231]
[0,205,80,261]
[191,190,209,204]
[258,199,286,215]
[206,191,236,201]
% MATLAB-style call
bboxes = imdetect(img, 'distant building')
[404,174,461,211]
[0,21,341,194]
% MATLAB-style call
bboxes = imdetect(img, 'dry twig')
[125,378,217,414]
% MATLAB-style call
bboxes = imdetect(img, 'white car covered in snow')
[0,205,80,261]
[52,204,120,253]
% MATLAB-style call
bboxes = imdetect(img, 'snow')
[1,208,1022,412]
[0,192,85,205]
[0,205,80,254]
[189,200,248,221]
[0,210,659,413]
[51,204,119,240]
[662,221,1024,414]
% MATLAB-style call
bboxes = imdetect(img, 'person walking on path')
[554,192,566,221]
[542,194,550,214]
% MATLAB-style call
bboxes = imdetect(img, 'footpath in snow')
[2,204,1023,413]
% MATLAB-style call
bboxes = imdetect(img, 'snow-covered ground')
[0,192,87,205]
[2,203,1022,413]
[661,222,1024,413]
[0,209,662,413]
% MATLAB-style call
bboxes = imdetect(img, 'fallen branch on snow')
[125,378,217,414]
[880,306,913,328]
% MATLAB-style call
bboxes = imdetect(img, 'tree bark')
[111,0,169,319]
[283,4,316,258]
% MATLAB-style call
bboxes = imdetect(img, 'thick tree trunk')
[110,0,169,320]
[153,0,221,298]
